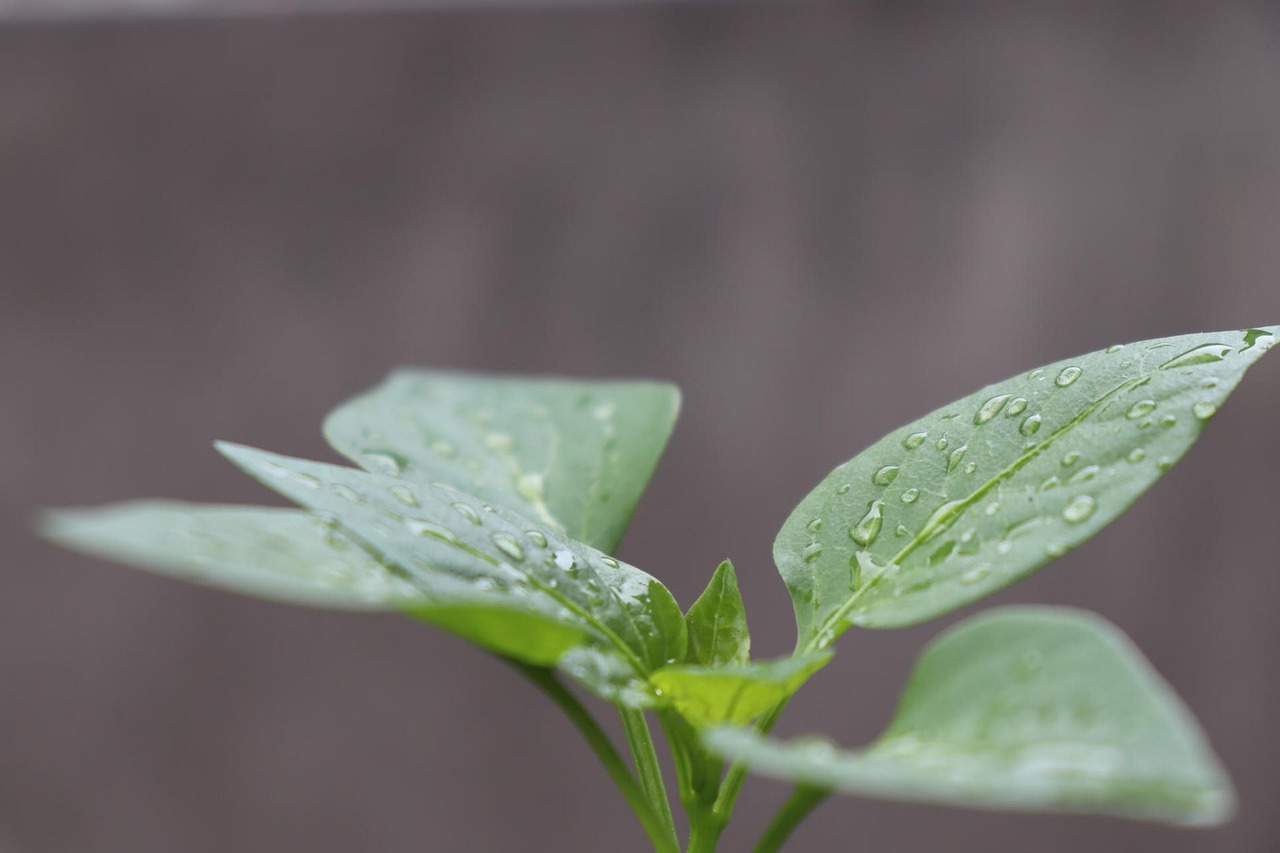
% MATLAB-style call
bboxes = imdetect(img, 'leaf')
[40,501,584,667]
[684,559,750,666]
[705,607,1233,826]
[322,371,681,554]
[214,442,687,705]
[651,652,831,729]
[775,326,1279,646]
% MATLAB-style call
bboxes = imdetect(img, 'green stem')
[754,786,828,853]
[712,697,791,824]
[620,707,681,852]
[656,710,720,852]
[509,662,678,853]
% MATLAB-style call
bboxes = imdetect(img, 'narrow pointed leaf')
[652,651,831,729]
[776,326,1279,646]
[40,501,586,667]
[706,607,1234,826]
[322,371,681,554]
[215,442,686,704]
[684,559,750,666]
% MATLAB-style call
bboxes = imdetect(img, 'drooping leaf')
[214,442,687,704]
[322,371,681,554]
[776,326,1278,646]
[652,651,831,729]
[705,607,1233,826]
[40,501,584,667]
[684,559,750,667]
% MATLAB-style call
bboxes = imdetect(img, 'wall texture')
[2,3,1279,851]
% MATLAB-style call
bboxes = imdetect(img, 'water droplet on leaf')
[1020,413,1043,436]
[872,465,900,486]
[1055,366,1083,387]
[1062,495,1097,524]
[849,500,885,547]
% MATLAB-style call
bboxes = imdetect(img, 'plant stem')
[656,710,721,853]
[620,707,681,851]
[754,786,828,853]
[712,697,790,824]
[508,661,679,853]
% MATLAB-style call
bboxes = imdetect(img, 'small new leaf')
[684,559,750,667]
[705,607,1234,827]
[776,326,1279,647]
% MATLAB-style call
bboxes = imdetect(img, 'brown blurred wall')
[2,2,1280,851]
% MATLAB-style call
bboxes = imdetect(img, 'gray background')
[3,2,1280,851]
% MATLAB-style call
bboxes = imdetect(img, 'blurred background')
[3,1,1280,851]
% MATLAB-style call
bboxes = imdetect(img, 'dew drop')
[1156,456,1174,471]
[872,465,901,486]
[1061,451,1081,467]
[1126,399,1156,419]
[451,502,482,525]
[330,483,361,503]
[1044,541,1068,557]
[902,432,928,450]
[1055,366,1083,387]
[802,542,824,562]
[600,556,620,569]
[1039,476,1061,491]
[389,485,419,507]
[975,394,1013,425]
[526,530,548,548]
[1202,377,1219,389]
[836,484,852,495]
[806,518,823,533]
[1068,464,1100,484]
[935,437,949,451]
[1158,343,1232,370]
[895,488,919,506]
[947,444,968,473]
[895,524,911,537]
[1005,397,1028,417]
[1127,448,1146,464]
[1028,368,1046,381]
[984,501,1000,516]
[1192,401,1217,420]
[552,549,576,572]
[405,519,457,542]
[1062,495,1097,524]
[963,462,977,476]
[491,534,525,562]
[1019,413,1043,436]
[996,541,1013,555]
[960,564,992,585]
[362,451,406,476]
[849,500,885,547]
[1106,344,1125,354]
[1160,414,1178,427]
[1242,328,1275,351]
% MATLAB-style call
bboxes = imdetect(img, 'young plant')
[42,327,1277,851]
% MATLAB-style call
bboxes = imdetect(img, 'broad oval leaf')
[776,326,1278,646]
[40,501,585,667]
[705,607,1233,826]
[323,371,681,554]
[684,559,750,667]
[215,442,687,703]
[651,651,831,729]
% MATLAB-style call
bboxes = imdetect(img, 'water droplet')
[1044,541,1068,557]
[836,484,851,495]
[960,564,992,584]
[1158,343,1232,370]
[902,432,928,450]
[964,462,977,475]
[975,394,1013,424]
[451,502,482,525]
[600,556,620,569]
[984,501,1000,516]
[405,519,456,541]
[552,549,576,571]
[389,485,419,507]
[526,530,548,548]
[959,528,976,544]
[895,524,911,537]
[1019,413,1043,436]
[1062,495,1097,524]
[1005,397,1028,417]
[947,444,968,473]
[849,500,885,547]
[1127,448,1146,463]
[1028,368,1046,381]
[996,541,1013,555]
[802,542,824,562]
[362,451,406,476]
[935,437,949,451]
[1242,328,1275,351]
[330,483,361,503]
[872,465,901,486]
[1061,451,1081,467]
[1055,366,1083,387]
[1156,456,1173,471]
[1068,464,1100,484]
[491,534,525,562]
[1192,401,1217,420]
[806,518,823,533]
[900,488,920,504]
[1126,399,1156,419]
[1160,414,1177,427]
[294,473,321,489]
[1105,344,1125,354]
[1039,476,1061,491]
[1202,377,1219,389]
[517,472,545,502]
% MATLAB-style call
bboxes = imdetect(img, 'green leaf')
[705,607,1233,826]
[214,442,687,705]
[652,652,831,729]
[40,501,585,667]
[322,371,681,554]
[776,326,1279,646]
[684,559,750,666]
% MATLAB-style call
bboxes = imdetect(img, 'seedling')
[43,327,1278,851]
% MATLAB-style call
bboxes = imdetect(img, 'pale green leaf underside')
[40,502,584,667]
[684,559,750,667]
[323,371,681,554]
[652,651,831,729]
[776,326,1278,645]
[706,607,1233,826]
[215,442,686,704]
